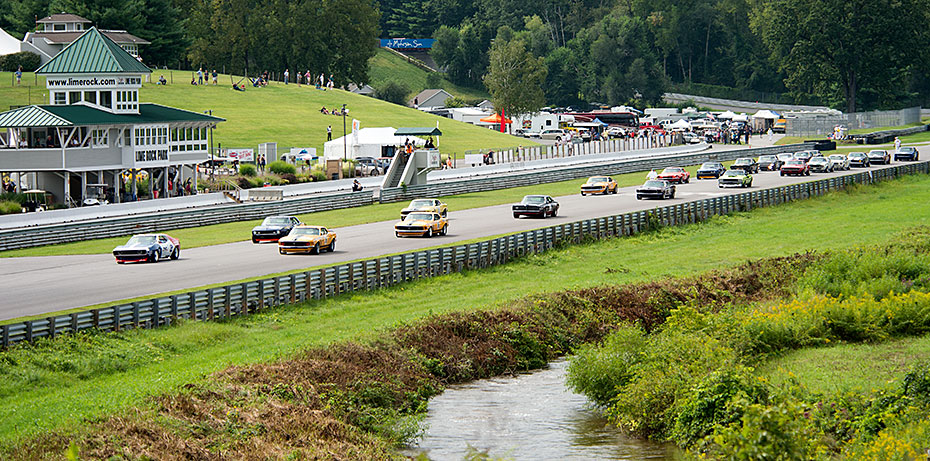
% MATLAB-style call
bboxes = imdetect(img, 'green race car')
[717,169,753,188]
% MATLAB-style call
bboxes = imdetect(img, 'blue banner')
[380,38,435,49]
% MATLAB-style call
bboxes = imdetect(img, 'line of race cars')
[111,146,920,263]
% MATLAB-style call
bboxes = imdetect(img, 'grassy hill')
[367,48,489,102]
[0,71,528,157]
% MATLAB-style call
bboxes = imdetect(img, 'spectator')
[894,137,902,151]
[284,68,289,84]
[211,69,218,85]
[647,169,658,180]
[197,67,204,85]
[327,125,332,141]
[15,66,22,85]
[157,75,167,85]
[352,179,362,192]
[191,76,197,85]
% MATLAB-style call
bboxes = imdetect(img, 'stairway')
[382,151,410,188]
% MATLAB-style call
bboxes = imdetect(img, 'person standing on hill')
[211,69,218,85]
[894,136,902,151]
[15,66,22,85]
[284,69,289,84]
[197,68,204,85]
[327,125,332,141]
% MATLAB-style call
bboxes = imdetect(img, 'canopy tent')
[394,127,442,136]
[479,113,512,124]
[718,110,737,119]
[323,127,425,160]
[732,114,750,122]
[669,119,693,130]
[0,28,21,56]
[751,109,781,120]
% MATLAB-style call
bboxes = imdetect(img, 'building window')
[69,91,81,105]
[92,129,108,147]
[53,92,66,105]
[100,91,112,109]
[53,24,65,31]
[84,91,97,105]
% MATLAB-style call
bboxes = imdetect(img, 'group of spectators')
[189,68,218,86]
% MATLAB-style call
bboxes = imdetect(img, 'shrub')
[0,51,41,72]
[238,163,257,177]
[375,81,410,105]
[425,72,441,88]
[0,200,22,214]
[268,160,296,175]
[311,170,327,181]
[279,173,297,184]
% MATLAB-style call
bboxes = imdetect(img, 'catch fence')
[787,107,921,137]
[2,160,927,348]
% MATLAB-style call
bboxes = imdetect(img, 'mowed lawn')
[0,71,531,157]
[367,48,489,101]
[1,173,929,447]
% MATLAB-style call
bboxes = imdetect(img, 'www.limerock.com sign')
[46,76,143,88]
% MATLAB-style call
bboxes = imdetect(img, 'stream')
[404,359,677,460]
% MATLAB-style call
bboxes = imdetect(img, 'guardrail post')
[240,283,249,314]
[376,259,383,286]
[189,292,197,319]
[207,289,215,320]
[290,274,297,303]
[92,309,100,329]
[258,280,266,310]
[334,266,342,295]
[171,295,179,323]
[70,312,79,333]
[47,317,56,339]
[132,302,140,329]
[319,269,327,298]
[25,321,32,342]
[224,286,232,318]
[1,324,8,348]
[113,306,121,332]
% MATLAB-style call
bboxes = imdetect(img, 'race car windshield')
[734,159,751,164]
[810,157,826,163]
[849,153,865,157]
[759,156,775,161]
[522,196,547,204]
[410,200,433,207]
[724,170,741,176]
[643,180,665,188]
[787,160,804,165]
[127,235,156,245]
[662,168,682,173]
[406,213,433,221]
[700,163,717,168]
[589,177,609,183]
[262,217,292,226]
[291,228,321,236]
[830,155,845,160]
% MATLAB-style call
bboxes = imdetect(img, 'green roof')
[37,27,151,75]
[0,104,224,128]
[395,127,443,136]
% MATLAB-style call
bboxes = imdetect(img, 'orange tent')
[479,113,512,124]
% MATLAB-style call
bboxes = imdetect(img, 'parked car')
[848,152,871,168]
[731,157,760,174]
[894,146,919,161]
[401,198,448,219]
[657,167,690,184]
[355,157,383,176]
[540,129,570,140]
[278,225,336,255]
[581,176,618,195]
[696,162,726,179]
[757,155,783,171]
[780,159,810,176]
[636,180,676,200]
[828,154,850,171]
[867,150,891,165]
[113,234,180,264]
[718,169,753,188]
[395,212,449,237]
[252,216,301,243]
[807,156,834,173]
[513,195,560,218]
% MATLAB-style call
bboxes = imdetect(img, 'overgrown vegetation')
[568,229,930,458]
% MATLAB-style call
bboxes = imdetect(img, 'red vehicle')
[638,123,666,134]
[656,167,690,184]
[780,159,810,176]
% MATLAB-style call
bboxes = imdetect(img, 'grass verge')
[0,173,928,448]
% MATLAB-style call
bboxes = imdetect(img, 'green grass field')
[0,70,530,158]
[2,172,929,447]
[758,336,930,395]
[0,161,722,258]
[367,48,488,101]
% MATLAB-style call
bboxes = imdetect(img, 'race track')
[0,156,920,321]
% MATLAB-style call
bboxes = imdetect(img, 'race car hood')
[396,219,433,227]
[402,206,438,213]
[279,234,322,243]
[252,225,290,232]
[113,242,154,252]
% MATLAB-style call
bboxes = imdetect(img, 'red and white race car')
[112,233,181,263]
[656,167,690,184]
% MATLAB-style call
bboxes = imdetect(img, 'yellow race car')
[580,176,618,195]
[278,225,336,254]
[394,212,448,237]
[400,198,448,219]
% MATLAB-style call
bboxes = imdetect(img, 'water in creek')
[403,359,677,460]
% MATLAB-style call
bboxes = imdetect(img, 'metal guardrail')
[0,144,812,251]
[3,160,926,348]
[379,143,816,203]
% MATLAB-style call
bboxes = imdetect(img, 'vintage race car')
[580,176,618,195]
[696,162,726,179]
[656,167,690,184]
[512,195,559,218]
[780,160,810,176]
[757,155,783,171]
[400,198,448,219]
[731,157,760,174]
[808,156,834,173]
[395,212,448,237]
[847,152,870,167]
[636,180,676,200]
[113,234,180,263]
[894,147,919,161]
[828,154,850,170]
[252,216,301,243]
[278,225,336,254]
[718,169,753,188]
[867,150,891,165]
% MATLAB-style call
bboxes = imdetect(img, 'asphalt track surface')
[0,156,920,321]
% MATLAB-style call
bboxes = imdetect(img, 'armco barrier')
[378,143,815,203]
[2,160,926,348]
[0,143,812,251]
[0,191,373,251]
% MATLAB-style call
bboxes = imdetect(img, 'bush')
[0,51,41,72]
[268,160,296,175]
[375,81,410,105]
[238,163,257,177]
[425,72,442,88]
[0,200,22,214]
[279,173,297,184]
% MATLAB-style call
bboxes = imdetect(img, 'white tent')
[718,110,737,119]
[751,109,781,120]
[323,127,425,160]
[669,119,692,131]
[732,113,750,122]
[0,28,21,56]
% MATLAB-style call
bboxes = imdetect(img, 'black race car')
[731,157,760,174]
[513,195,559,218]
[696,162,726,179]
[636,180,676,200]
[894,147,919,161]
[757,155,783,171]
[848,152,870,168]
[252,216,302,243]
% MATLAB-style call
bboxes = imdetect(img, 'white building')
[22,13,150,65]
[323,127,425,160]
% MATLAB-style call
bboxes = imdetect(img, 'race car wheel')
[279,248,286,255]
[147,251,157,263]
[612,187,618,194]
[551,208,558,218]
[117,261,124,264]
[252,238,258,244]
[396,231,402,238]
[441,225,448,236]
[426,228,433,238]
[513,213,520,218]
[636,195,642,200]
[442,210,448,218]
[580,192,585,196]
[171,247,180,260]
[312,243,320,254]
[670,190,676,199]
[684,177,690,184]
[329,239,335,252]
[780,172,785,176]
